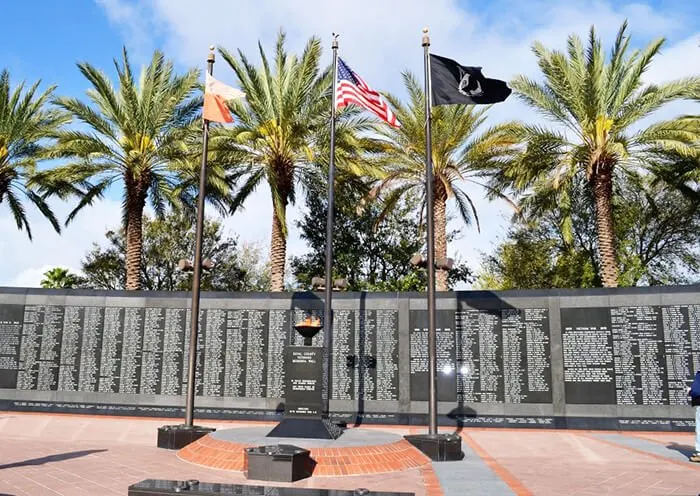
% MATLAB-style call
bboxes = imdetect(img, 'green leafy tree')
[477,175,700,289]
[374,72,515,290]
[37,48,232,290]
[213,31,382,291]
[0,70,67,239]
[615,176,700,286]
[291,181,472,291]
[40,267,84,289]
[81,212,270,291]
[491,21,700,287]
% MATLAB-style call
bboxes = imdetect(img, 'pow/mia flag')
[429,53,511,105]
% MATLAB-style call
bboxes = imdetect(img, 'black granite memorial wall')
[0,287,698,431]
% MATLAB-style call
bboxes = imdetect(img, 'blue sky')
[1,0,699,287]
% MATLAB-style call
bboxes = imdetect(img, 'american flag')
[335,58,400,128]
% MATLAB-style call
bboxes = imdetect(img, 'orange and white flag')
[203,73,245,123]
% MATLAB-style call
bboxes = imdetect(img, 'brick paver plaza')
[0,412,698,495]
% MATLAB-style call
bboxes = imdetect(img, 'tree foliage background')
[80,213,270,291]
[291,182,472,291]
[476,175,700,289]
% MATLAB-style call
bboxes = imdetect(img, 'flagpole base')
[404,433,463,461]
[157,424,215,450]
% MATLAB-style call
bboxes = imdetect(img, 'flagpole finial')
[207,45,215,63]
[422,27,430,47]
[332,32,339,50]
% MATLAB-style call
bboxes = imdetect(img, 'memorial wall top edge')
[2,284,700,306]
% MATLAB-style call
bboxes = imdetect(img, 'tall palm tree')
[37,48,231,290]
[492,21,700,287]
[0,70,67,239]
[374,72,516,290]
[40,267,83,289]
[215,31,381,291]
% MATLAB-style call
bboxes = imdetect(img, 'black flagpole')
[323,33,339,419]
[184,46,215,428]
[404,27,461,463]
[422,28,438,437]
[158,46,216,449]
[404,28,464,462]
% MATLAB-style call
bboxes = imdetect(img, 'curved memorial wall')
[0,286,697,431]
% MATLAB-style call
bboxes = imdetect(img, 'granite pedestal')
[403,433,463,461]
[245,444,314,482]
[157,424,216,450]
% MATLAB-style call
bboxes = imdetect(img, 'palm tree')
[37,48,232,290]
[0,70,67,239]
[215,31,381,291]
[374,72,516,290]
[40,267,83,288]
[492,21,700,287]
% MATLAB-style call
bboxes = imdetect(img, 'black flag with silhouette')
[429,53,511,105]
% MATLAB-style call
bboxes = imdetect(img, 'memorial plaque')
[561,307,615,404]
[160,308,185,396]
[182,309,206,397]
[119,307,144,394]
[245,310,268,399]
[561,305,695,406]
[356,310,375,401]
[611,306,667,405]
[99,307,123,393]
[140,308,165,395]
[266,310,288,399]
[203,309,226,397]
[78,306,104,393]
[331,309,354,400]
[57,306,81,391]
[374,309,399,401]
[223,310,246,398]
[662,305,695,405]
[284,346,323,418]
[409,310,457,401]
[17,305,65,391]
[523,308,552,403]
[690,305,700,373]
[453,307,550,404]
[0,304,23,389]
[455,308,501,403]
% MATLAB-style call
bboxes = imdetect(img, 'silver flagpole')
[422,27,438,437]
[323,33,339,418]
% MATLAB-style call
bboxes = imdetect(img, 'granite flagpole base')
[157,424,216,450]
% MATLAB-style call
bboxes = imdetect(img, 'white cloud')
[5,0,692,289]
[0,199,122,287]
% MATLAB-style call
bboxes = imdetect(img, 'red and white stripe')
[335,66,400,128]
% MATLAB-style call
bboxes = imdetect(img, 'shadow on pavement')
[0,449,107,470]
[665,442,695,458]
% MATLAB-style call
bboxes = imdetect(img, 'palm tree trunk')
[434,180,448,291]
[591,165,619,288]
[269,201,288,292]
[125,178,147,291]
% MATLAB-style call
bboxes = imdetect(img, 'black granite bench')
[127,479,415,495]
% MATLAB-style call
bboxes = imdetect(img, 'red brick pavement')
[0,413,698,496]
[178,432,431,476]
[464,429,700,495]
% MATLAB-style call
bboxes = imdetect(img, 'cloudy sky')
[0,0,698,288]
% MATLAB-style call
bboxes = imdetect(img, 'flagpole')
[184,45,215,428]
[422,27,438,437]
[323,33,339,419]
